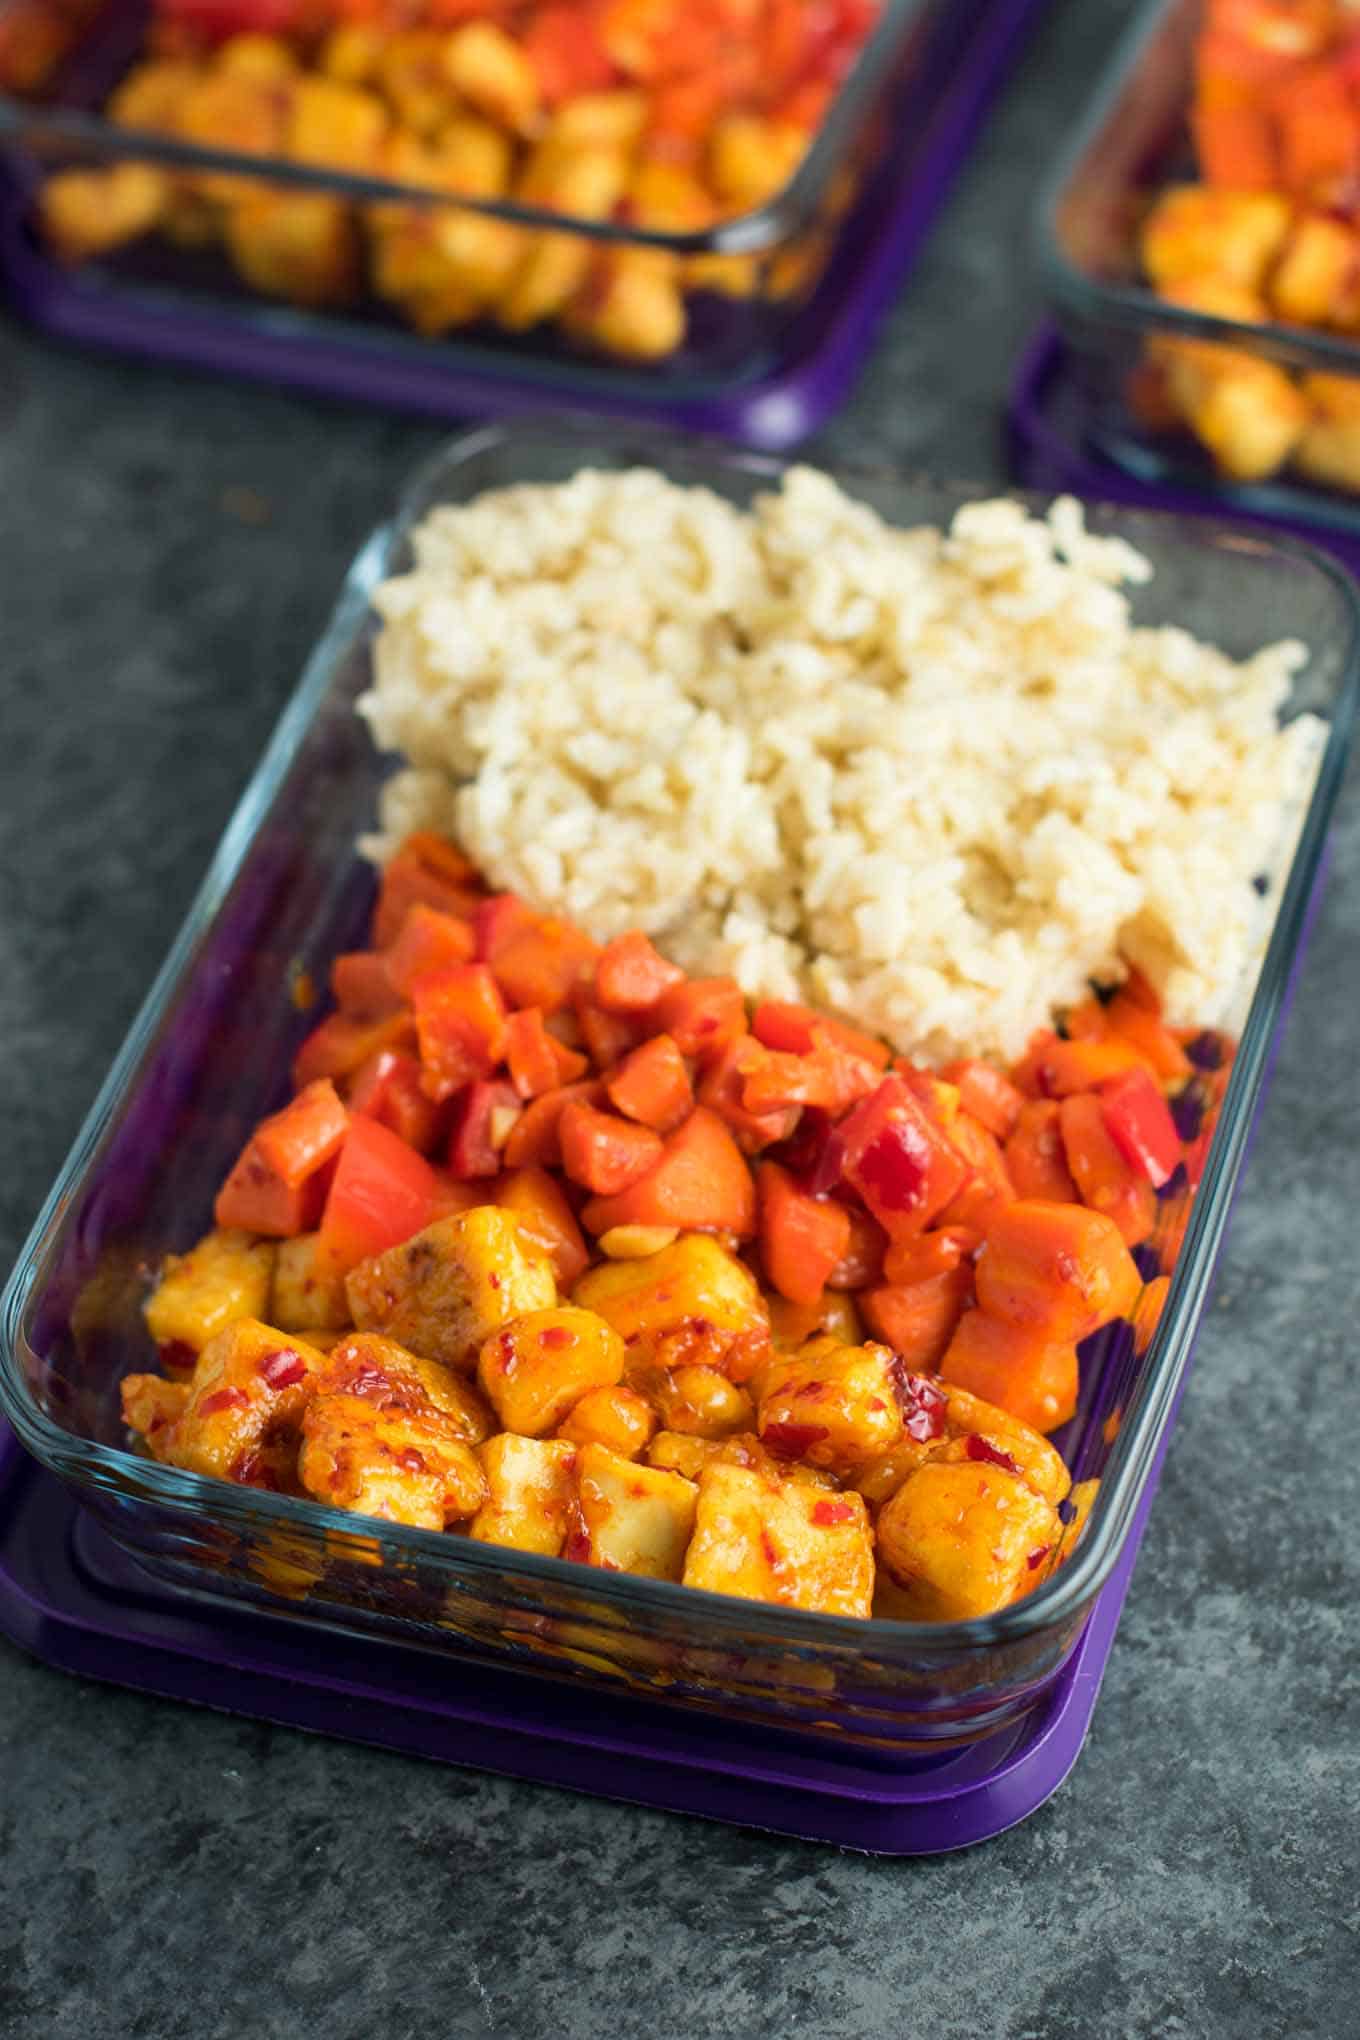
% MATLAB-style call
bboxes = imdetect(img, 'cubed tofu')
[271,1231,351,1333]
[550,89,648,150]
[1270,213,1360,329]
[286,75,388,172]
[321,1331,495,1444]
[1296,371,1360,491]
[646,1429,722,1480]
[875,1460,1059,1620]
[157,1318,329,1484]
[225,191,361,309]
[1140,186,1291,294]
[682,1460,874,1618]
[651,1364,752,1438]
[574,1443,697,1580]
[144,1227,277,1358]
[557,1384,657,1457]
[120,1374,191,1458]
[937,1383,1070,1507]
[375,31,458,136]
[443,21,539,134]
[476,1306,624,1436]
[572,1234,768,1375]
[299,1391,486,1529]
[707,113,807,210]
[40,161,171,264]
[469,1433,579,1555]
[346,1208,556,1372]
[563,250,685,361]
[756,1340,903,1474]
[766,1288,863,1351]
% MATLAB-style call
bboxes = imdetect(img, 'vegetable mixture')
[121,831,1232,1624]
[36,0,877,359]
[1135,0,1360,491]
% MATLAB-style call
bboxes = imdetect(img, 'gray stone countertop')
[1,1,1356,2033]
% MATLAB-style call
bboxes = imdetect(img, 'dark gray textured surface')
[2,1,1357,2034]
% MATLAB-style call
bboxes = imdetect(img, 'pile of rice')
[359,465,1324,1063]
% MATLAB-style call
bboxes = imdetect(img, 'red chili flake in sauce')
[397,1449,428,1475]
[761,1421,830,1460]
[563,1529,591,1564]
[197,1387,250,1418]
[258,1348,307,1390]
[1027,1546,1051,1572]
[232,1448,278,1490]
[810,1499,857,1527]
[894,1370,946,1442]
[495,1331,516,1373]
[345,1365,394,1400]
[540,1326,576,1350]
[158,1340,197,1376]
[488,1272,501,1290]
[966,1435,1020,1475]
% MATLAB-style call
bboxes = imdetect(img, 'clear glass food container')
[1039,0,1360,531]
[1,424,1355,1756]
[0,0,937,387]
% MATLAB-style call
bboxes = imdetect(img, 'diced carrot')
[495,1163,590,1287]
[940,1309,1080,1435]
[752,1000,891,1070]
[975,1199,1142,1340]
[1272,59,1360,197]
[741,1032,883,1117]
[384,903,477,998]
[315,1115,436,1275]
[215,1078,349,1237]
[252,1078,349,1183]
[1062,997,1110,1043]
[1058,1095,1158,1247]
[348,1048,445,1154]
[504,1007,588,1100]
[1115,963,1163,1013]
[292,1010,414,1090]
[696,1035,800,1154]
[860,1266,973,1371]
[756,1160,851,1306]
[836,1077,971,1240]
[522,3,616,102]
[939,1059,1023,1139]
[580,1106,757,1236]
[472,893,539,963]
[571,985,646,1069]
[1133,1274,1171,1356]
[491,917,598,1014]
[1104,992,1192,1081]
[559,1100,664,1196]
[371,835,483,949]
[1193,101,1279,187]
[447,1078,522,1179]
[652,977,746,1061]
[593,930,685,1012]
[1017,1033,1148,1098]
[410,963,507,1101]
[1004,1100,1080,1204]
[824,1202,887,1290]
[606,1033,693,1132]
[330,949,402,1020]
[501,1079,605,1169]
[935,1111,1015,1234]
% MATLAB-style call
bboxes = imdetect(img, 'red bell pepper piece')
[330,949,402,1021]
[215,1079,349,1237]
[751,1000,890,1070]
[580,1107,757,1237]
[348,1049,445,1155]
[593,930,685,1013]
[652,977,746,1061]
[501,1080,606,1170]
[756,1160,851,1306]
[494,1164,590,1287]
[503,1007,588,1099]
[292,1010,414,1090]
[695,1036,799,1154]
[384,903,476,999]
[1099,1068,1182,1188]
[371,833,484,949]
[835,1076,971,1239]
[447,1078,522,1180]
[410,963,507,1101]
[472,892,539,963]
[316,1115,437,1275]
[860,1267,973,1372]
[939,1059,1023,1140]
[605,1033,693,1132]
[490,917,598,1014]
[558,1100,664,1195]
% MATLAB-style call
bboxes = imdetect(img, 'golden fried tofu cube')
[707,114,807,210]
[766,1287,863,1352]
[1296,371,1360,490]
[573,1234,768,1373]
[682,1460,873,1618]
[271,1232,351,1333]
[319,24,384,86]
[937,1383,1071,1507]
[287,76,388,173]
[651,1364,752,1438]
[434,115,515,198]
[1167,348,1308,480]
[476,1305,624,1436]
[875,1460,1059,1621]
[158,1318,328,1484]
[627,157,713,231]
[564,250,685,361]
[575,1443,697,1580]
[443,21,540,135]
[321,1331,495,1444]
[469,1433,578,1555]
[646,1429,721,1480]
[144,1226,276,1357]
[558,1384,657,1457]
[176,70,290,202]
[1140,186,1291,294]
[346,1209,556,1373]
[846,1438,940,1508]
[376,31,459,137]
[495,229,591,330]
[518,137,630,217]
[109,60,200,134]
[226,190,361,308]
[550,89,648,150]
[120,1374,190,1458]
[1269,213,1360,329]
[40,162,171,264]
[756,1340,903,1474]
[299,1392,486,1529]
[216,33,299,84]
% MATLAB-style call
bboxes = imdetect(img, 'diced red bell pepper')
[330,950,402,1021]
[1099,1067,1182,1189]
[752,1000,891,1070]
[652,977,746,1062]
[860,1267,973,1371]
[571,984,646,1069]
[292,1009,414,1090]
[1004,1100,1080,1204]
[939,1309,1080,1435]
[472,892,539,963]
[1183,1125,1212,1192]
[491,917,598,1015]
[756,1160,851,1306]
[696,1036,800,1154]
[504,1007,589,1099]
[939,1058,1023,1139]
[410,963,507,1101]
[1058,1094,1157,1247]
[580,1106,757,1237]
[371,833,484,949]
[384,903,476,998]
[348,1048,445,1155]
[494,1164,590,1287]
[501,1080,606,1170]
[316,1115,437,1276]
[593,930,685,1013]
[447,1079,522,1180]
[215,1078,349,1237]
[558,1100,664,1196]
[605,1033,693,1132]
[835,1077,971,1239]
[824,1202,887,1290]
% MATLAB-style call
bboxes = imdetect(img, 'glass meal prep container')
[0,0,936,390]
[1,424,1355,1757]
[1040,0,1360,532]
